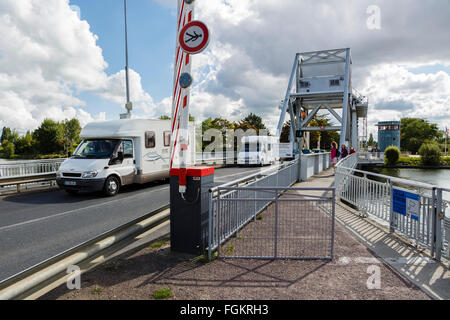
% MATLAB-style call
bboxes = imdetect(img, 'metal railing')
[334,153,358,192]
[207,159,299,260]
[195,152,235,165]
[0,159,65,178]
[357,152,385,163]
[335,154,449,260]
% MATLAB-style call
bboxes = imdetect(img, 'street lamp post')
[121,0,132,119]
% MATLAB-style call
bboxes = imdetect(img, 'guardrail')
[0,159,65,192]
[335,153,449,261]
[207,158,299,260]
[0,205,170,300]
[0,159,65,178]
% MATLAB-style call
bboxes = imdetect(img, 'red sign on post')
[179,20,210,54]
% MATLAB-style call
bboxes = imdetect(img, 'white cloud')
[100,68,169,118]
[0,0,159,133]
[363,64,450,135]
[186,0,450,134]
[1,0,450,140]
[0,0,109,132]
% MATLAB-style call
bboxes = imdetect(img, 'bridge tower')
[276,48,368,152]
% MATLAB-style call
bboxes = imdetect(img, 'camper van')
[237,136,279,166]
[56,119,195,196]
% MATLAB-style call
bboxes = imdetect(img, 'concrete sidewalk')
[293,168,450,300]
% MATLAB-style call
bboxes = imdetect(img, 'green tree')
[1,141,15,159]
[62,119,82,155]
[33,119,65,155]
[401,118,441,154]
[1,127,19,145]
[384,146,400,166]
[200,117,235,151]
[367,133,375,147]
[419,143,441,166]
[280,121,292,143]
[309,116,340,150]
[239,113,267,134]
[15,131,35,155]
[159,114,195,121]
[1,127,12,144]
[201,117,235,132]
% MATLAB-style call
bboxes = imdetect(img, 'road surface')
[0,166,273,281]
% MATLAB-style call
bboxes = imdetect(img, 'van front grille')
[62,172,82,178]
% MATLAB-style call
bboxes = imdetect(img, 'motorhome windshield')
[73,140,120,159]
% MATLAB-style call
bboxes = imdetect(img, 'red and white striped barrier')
[170,0,194,175]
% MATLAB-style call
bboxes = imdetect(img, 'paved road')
[0,166,272,282]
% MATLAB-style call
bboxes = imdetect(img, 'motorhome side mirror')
[109,152,124,165]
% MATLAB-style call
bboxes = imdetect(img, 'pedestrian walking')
[341,144,349,159]
[331,142,339,167]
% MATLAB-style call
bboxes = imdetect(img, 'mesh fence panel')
[218,188,335,260]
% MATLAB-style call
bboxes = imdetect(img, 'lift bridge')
[276,48,368,152]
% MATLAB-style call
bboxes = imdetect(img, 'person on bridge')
[340,145,349,159]
[331,142,339,167]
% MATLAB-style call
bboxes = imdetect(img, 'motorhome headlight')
[82,171,99,179]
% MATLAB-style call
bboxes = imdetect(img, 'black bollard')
[169,167,214,255]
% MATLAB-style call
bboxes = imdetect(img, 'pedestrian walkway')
[293,168,450,300]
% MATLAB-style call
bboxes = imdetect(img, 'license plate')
[64,181,77,186]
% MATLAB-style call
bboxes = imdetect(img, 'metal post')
[124,0,131,116]
[208,189,213,261]
[217,189,222,257]
[389,180,395,233]
[436,188,443,261]
[340,49,351,148]
[254,177,257,221]
[431,188,436,257]
[331,188,336,259]
[274,190,279,259]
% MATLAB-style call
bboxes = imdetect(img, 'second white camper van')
[56,119,196,196]
[237,136,279,166]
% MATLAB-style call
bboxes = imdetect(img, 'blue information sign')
[392,189,420,221]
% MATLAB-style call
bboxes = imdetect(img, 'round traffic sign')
[179,20,210,54]
[179,73,193,88]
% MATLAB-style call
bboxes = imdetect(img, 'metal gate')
[215,187,335,260]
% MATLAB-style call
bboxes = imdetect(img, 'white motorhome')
[57,119,195,196]
[237,136,279,166]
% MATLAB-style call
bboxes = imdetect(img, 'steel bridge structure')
[276,48,368,152]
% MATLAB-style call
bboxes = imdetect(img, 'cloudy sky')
[0,0,449,138]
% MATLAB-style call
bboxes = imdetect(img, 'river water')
[376,168,450,190]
